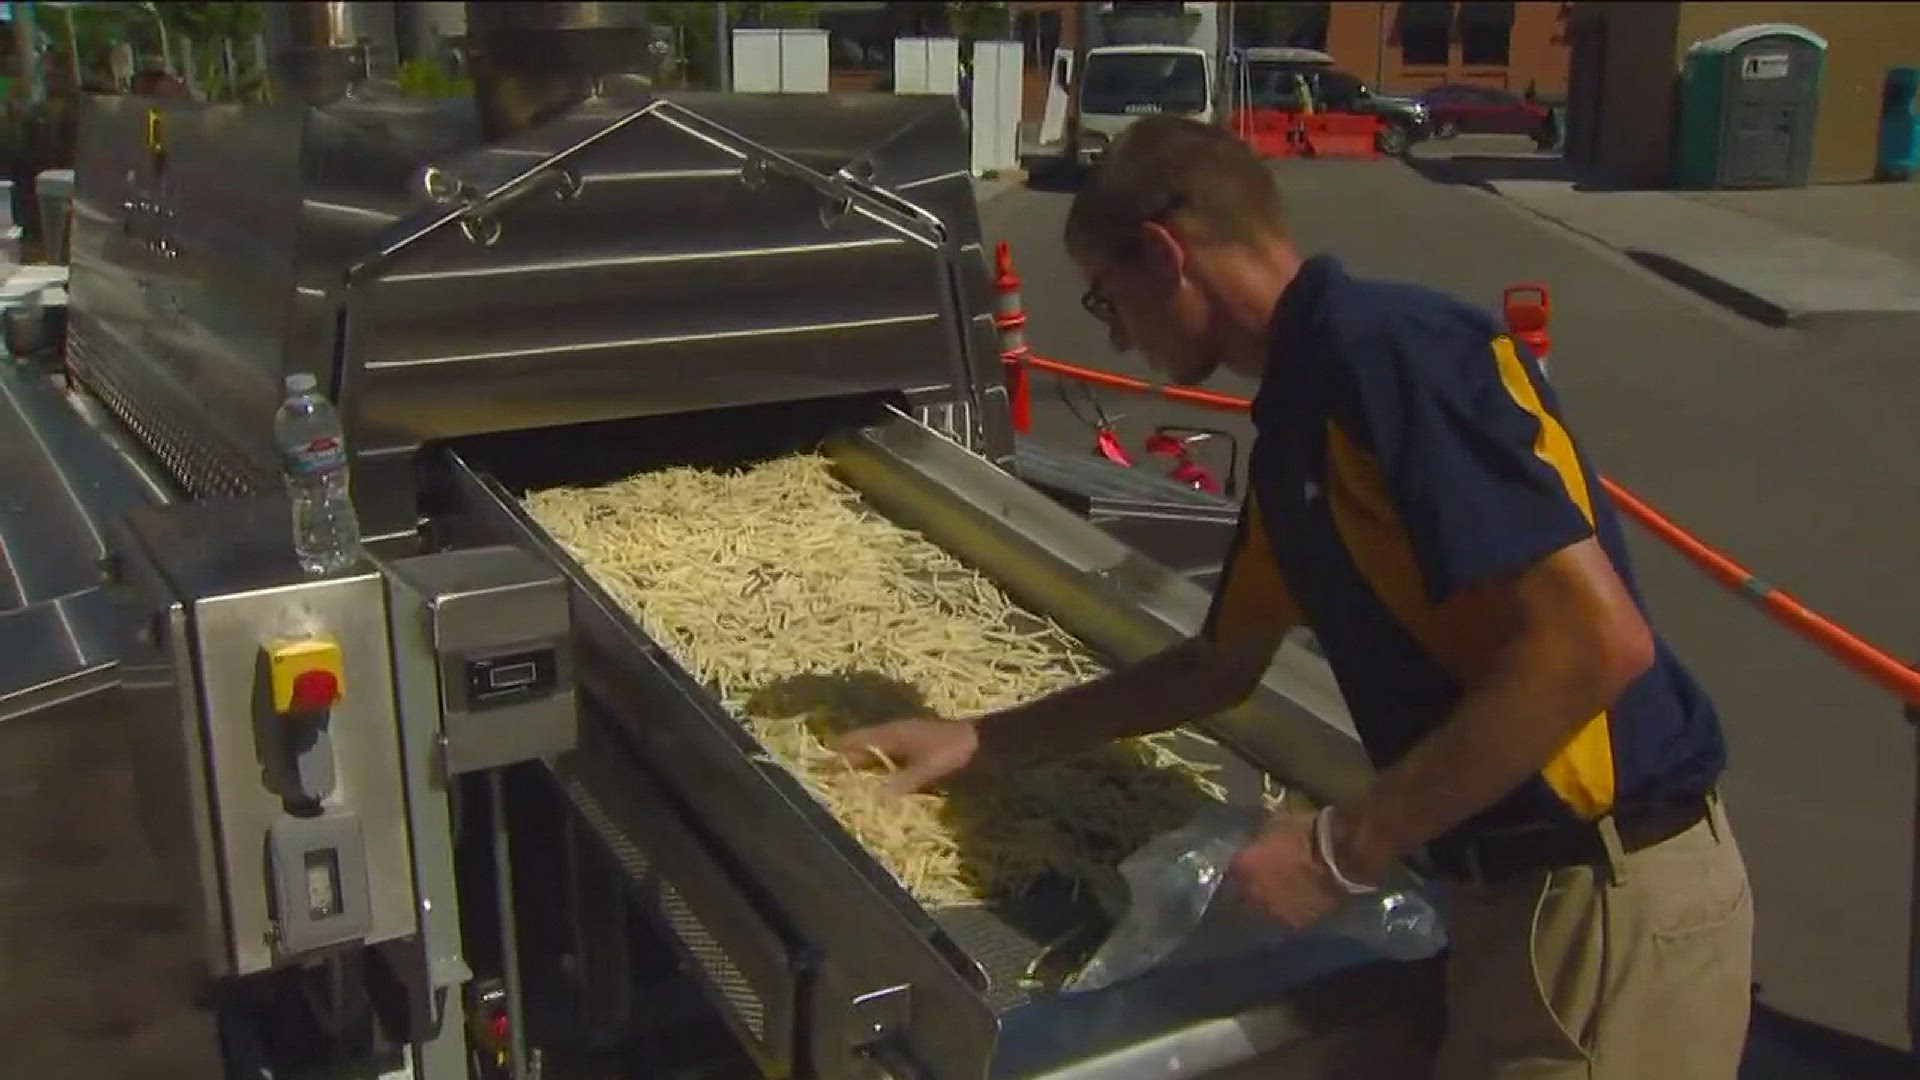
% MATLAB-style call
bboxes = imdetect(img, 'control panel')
[267,811,374,955]
[112,497,418,977]
[386,546,577,775]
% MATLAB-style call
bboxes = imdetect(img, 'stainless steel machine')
[0,4,1442,1077]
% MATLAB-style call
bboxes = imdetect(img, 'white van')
[1069,45,1215,170]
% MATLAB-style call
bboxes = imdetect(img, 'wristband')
[1313,807,1379,896]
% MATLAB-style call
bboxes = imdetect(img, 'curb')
[1479,187,1813,328]
[1624,250,1920,330]
[1467,179,1920,331]
[972,167,1029,207]
[1617,251,1795,328]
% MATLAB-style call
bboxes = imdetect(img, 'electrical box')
[386,546,576,775]
[112,496,418,976]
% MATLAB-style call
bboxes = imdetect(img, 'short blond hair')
[1063,115,1287,267]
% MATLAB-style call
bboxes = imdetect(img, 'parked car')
[1418,83,1553,141]
[1234,49,1430,157]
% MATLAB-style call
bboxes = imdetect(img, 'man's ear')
[1138,220,1187,285]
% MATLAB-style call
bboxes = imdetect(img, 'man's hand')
[835,718,980,796]
[1227,809,1356,929]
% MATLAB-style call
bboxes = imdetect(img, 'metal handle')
[446,166,582,247]
[819,194,854,230]
[420,165,469,203]
[459,214,503,248]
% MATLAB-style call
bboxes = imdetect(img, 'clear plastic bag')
[1064,805,1448,993]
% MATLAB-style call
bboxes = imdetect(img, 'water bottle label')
[285,434,347,475]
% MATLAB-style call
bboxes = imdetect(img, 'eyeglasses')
[1081,272,1121,326]
[1078,194,1186,328]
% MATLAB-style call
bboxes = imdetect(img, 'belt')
[1427,794,1711,882]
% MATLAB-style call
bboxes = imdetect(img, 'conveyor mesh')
[926,725,1269,1012]
[558,773,771,1041]
[496,445,1281,1014]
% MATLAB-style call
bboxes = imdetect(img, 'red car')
[1418,83,1552,140]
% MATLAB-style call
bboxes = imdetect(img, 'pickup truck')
[1233,47,1430,157]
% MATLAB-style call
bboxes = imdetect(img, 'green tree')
[648,2,822,88]
[152,0,264,42]
[33,2,267,96]
[946,1,1013,41]
[396,57,473,100]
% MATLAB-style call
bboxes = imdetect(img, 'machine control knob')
[267,636,346,715]
[289,669,341,713]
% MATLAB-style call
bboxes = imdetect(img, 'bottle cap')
[285,372,318,393]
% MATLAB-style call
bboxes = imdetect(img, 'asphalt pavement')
[978,154,1920,1063]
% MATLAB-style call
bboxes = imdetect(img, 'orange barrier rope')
[1025,353,1257,411]
[1020,351,1920,709]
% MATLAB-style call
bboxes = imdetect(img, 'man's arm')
[974,632,1282,756]
[1327,322,1650,880]
[978,497,1301,757]
[1331,536,1655,882]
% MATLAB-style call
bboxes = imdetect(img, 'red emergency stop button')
[289,669,340,712]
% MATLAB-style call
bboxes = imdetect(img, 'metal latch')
[419,161,585,249]
[849,985,916,1080]
[849,983,911,1047]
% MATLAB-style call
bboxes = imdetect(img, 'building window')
[1236,0,1330,51]
[1016,9,1063,67]
[1458,1,1515,66]
[1397,1,1454,67]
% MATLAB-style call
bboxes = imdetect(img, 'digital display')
[304,848,343,920]
[463,648,559,710]
[488,661,538,690]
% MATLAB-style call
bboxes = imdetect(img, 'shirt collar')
[1251,253,1341,422]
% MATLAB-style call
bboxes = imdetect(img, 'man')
[837,115,1752,1078]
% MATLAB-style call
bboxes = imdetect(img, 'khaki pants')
[1436,797,1754,1079]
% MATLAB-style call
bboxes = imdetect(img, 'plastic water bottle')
[273,373,363,577]
[1322,889,1449,961]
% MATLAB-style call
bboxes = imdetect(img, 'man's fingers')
[836,730,907,769]
[835,736,882,767]
[835,734,931,792]
[879,762,945,797]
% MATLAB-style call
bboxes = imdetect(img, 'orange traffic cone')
[992,241,1033,434]
[1503,283,1551,378]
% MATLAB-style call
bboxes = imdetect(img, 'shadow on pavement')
[1621,250,1792,327]
[1021,159,1084,195]
[1404,151,1589,194]
[1743,1003,1914,1079]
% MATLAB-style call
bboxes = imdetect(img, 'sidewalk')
[1405,140,1920,328]
[1489,178,1920,328]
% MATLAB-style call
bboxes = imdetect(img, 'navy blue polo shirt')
[1203,255,1725,850]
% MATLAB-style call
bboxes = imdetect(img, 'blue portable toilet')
[1878,67,1919,181]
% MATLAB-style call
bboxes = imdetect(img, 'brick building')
[1000,2,1572,119]
[1565,1,1920,187]
[830,2,1573,121]
[1322,1,1571,96]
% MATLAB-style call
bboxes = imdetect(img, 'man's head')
[1064,115,1298,385]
